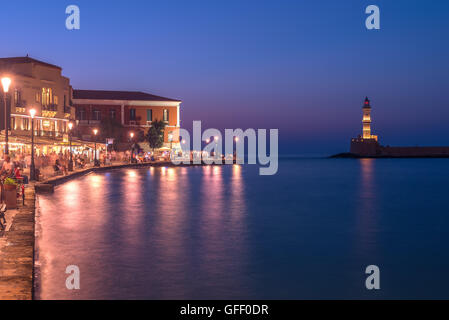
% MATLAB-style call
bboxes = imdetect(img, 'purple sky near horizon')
[1,0,449,154]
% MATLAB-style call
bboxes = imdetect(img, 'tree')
[147,120,166,152]
[100,118,125,150]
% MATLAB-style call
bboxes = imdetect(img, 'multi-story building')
[0,56,75,140]
[73,90,181,149]
[0,56,181,155]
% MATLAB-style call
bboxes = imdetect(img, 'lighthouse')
[349,97,379,156]
[362,97,377,141]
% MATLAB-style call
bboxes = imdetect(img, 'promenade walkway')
[0,186,35,300]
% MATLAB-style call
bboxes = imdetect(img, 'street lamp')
[68,122,73,171]
[168,132,173,150]
[93,128,99,166]
[214,136,219,159]
[1,77,11,155]
[129,132,134,163]
[29,108,36,181]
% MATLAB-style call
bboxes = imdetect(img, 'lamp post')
[68,122,73,171]
[1,77,11,155]
[168,132,173,160]
[214,136,219,159]
[129,132,134,163]
[29,108,36,181]
[93,128,99,166]
[168,133,173,150]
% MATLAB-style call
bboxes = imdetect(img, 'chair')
[54,165,63,176]
[0,203,7,231]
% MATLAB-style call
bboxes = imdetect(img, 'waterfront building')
[0,56,182,156]
[73,90,182,151]
[0,56,76,155]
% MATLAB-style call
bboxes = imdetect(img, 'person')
[54,159,67,175]
[0,156,14,178]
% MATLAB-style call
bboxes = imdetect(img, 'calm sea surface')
[35,158,449,299]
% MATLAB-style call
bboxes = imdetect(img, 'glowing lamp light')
[182,139,186,144]
[68,122,73,130]
[214,136,219,140]
[93,129,98,135]
[130,132,134,138]
[235,137,239,142]
[1,77,11,93]
[29,108,36,118]
[206,139,210,143]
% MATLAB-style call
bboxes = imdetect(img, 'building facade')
[0,57,75,141]
[73,90,181,149]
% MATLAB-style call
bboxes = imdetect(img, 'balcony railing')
[15,129,66,138]
[15,100,27,108]
[38,130,66,138]
[42,103,58,111]
[79,119,101,125]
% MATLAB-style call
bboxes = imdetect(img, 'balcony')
[64,105,72,114]
[15,130,66,138]
[39,130,66,138]
[15,100,27,108]
[42,103,58,111]
[79,119,100,125]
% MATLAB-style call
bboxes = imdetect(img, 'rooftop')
[73,89,181,102]
[0,56,62,70]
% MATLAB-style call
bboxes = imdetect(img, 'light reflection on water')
[355,159,379,257]
[35,159,449,299]
[35,165,250,299]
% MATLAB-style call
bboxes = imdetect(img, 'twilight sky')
[1,0,449,155]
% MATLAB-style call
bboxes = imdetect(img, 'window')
[14,89,22,106]
[110,109,116,119]
[42,88,53,106]
[54,95,59,106]
[146,109,152,122]
[23,118,30,131]
[35,92,40,103]
[163,109,169,122]
[130,108,136,121]
[79,109,85,120]
[93,109,101,121]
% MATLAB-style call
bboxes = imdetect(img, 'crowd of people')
[0,148,174,181]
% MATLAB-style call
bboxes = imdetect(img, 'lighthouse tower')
[362,97,377,141]
[350,97,379,156]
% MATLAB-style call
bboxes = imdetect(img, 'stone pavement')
[0,186,35,300]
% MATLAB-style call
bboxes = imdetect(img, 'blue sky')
[1,0,449,155]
